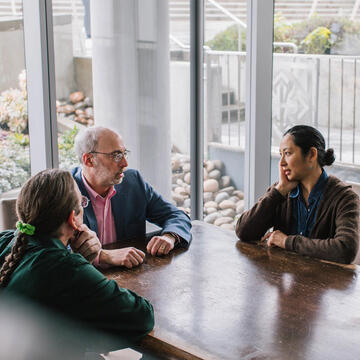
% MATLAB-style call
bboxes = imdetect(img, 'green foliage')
[206,24,246,51]
[301,26,332,54]
[0,70,28,134]
[58,126,80,170]
[0,126,80,195]
[206,15,360,54]
[0,131,30,194]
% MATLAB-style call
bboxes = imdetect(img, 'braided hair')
[0,169,80,287]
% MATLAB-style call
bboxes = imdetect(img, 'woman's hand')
[275,162,298,196]
[261,230,287,249]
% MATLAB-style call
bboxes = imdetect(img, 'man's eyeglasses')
[81,196,90,209]
[89,150,130,162]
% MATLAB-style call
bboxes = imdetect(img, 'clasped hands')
[73,232,176,269]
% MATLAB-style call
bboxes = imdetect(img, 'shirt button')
[307,209,310,212]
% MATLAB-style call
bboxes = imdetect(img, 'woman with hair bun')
[236,125,359,264]
[0,169,154,345]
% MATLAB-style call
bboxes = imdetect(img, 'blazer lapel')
[73,168,98,234]
[111,184,128,240]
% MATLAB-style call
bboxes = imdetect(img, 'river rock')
[70,91,85,103]
[205,160,215,172]
[220,223,235,230]
[220,208,235,218]
[75,116,87,125]
[219,186,235,195]
[58,104,75,114]
[172,173,183,183]
[172,158,181,172]
[172,193,184,206]
[74,101,86,110]
[87,119,94,126]
[213,160,223,171]
[204,201,218,209]
[184,172,191,185]
[214,216,233,226]
[75,109,85,116]
[204,179,219,192]
[183,162,191,173]
[208,169,221,180]
[233,190,244,199]
[176,179,184,186]
[219,200,236,210]
[203,168,208,180]
[236,200,245,214]
[206,207,217,214]
[229,196,240,203]
[204,212,221,224]
[84,97,92,106]
[183,198,191,208]
[220,175,231,188]
[174,186,187,196]
[204,192,213,202]
[85,106,94,118]
[215,192,229,204]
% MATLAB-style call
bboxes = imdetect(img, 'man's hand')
[100,247,145,268]
[70,224,101,263]
[275,162,298,196]
[146,234,176,256]
[261,230,287,249]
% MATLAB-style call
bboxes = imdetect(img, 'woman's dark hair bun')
[323,148,335,166]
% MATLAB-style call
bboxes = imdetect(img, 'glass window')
[203,1,247,229]
[0,2,31,195]
[52,0,190,212]
[272,1,360,186]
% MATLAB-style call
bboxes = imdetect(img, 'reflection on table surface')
[103,221,360,360]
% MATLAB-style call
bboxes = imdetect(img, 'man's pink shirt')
[82,174,117,246]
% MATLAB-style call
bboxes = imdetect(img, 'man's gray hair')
[74,126,106,164]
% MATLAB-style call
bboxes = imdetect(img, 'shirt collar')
[289,169,328,201]
[81,172,116,201]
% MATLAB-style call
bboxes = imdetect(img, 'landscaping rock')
[215,192,229,204]
[220,208,236,218]
[219,200,236,210]
[70,91,85,103]
[204,212,221,224]
[220,175,231,188]
[204,201,218,209]
[204,179,219,192]
[214,216,233,226]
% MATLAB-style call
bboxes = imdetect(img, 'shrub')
[301,26,332,54]
[58,126,80,170]
[0,70,28,134]
[206,24,246,51]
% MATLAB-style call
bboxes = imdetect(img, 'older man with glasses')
[71,126,192,268]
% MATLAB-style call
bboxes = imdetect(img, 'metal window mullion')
[23,0,58,175]
[244,0,274,209]
[190,0,204,220]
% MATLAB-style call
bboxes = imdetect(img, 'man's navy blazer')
[71,166,192,247]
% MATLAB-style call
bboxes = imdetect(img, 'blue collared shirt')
[290,170,328,237]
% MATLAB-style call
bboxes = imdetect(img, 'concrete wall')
[0,15,74,99]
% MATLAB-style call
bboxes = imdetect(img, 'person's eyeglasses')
[89,150,130,162]
[81,196,89,209]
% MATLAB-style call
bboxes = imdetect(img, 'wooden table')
[103,221,360,360]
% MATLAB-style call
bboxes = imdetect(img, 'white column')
[90,0,171,199]
[244,0,274,209]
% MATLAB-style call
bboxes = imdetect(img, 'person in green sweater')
[0,169,154,347]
